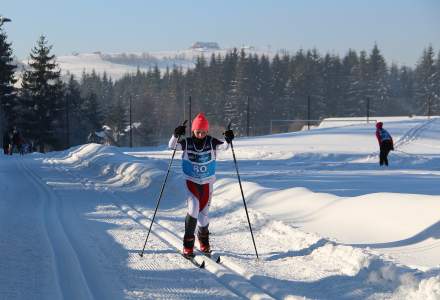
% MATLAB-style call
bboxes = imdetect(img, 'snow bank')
[42,143,165,191]
[391,275,440,299]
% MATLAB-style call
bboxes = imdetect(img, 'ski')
[182,254,205,269]
[201,251,221,264]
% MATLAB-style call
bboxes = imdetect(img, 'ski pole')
[139,120,187,257]
[226,122,259,260]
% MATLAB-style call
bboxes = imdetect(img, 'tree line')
[1,29,439,151]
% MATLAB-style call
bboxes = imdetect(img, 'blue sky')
[1,0,439,66]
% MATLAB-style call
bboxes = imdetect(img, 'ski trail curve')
[18,158,94,300]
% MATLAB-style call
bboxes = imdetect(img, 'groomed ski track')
[12,156,246,299]
[50,161,277,299]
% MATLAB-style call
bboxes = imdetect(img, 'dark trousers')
[379,140,393,166]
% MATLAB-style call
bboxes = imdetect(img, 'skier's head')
[192,113,209,139]
[376,122,383,129]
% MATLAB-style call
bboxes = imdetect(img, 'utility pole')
[307,96,311,130]
[65,96,70,148]
[246,96,250,136]
[188,95,192,135]
[427,96,431,119]
[183,88,186,123]
[366,97,370,123]
[129,94,133,147]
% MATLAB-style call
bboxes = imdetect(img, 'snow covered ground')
[1,116,439,299]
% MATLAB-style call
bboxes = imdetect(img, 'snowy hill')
[21,46,273,81]
[1,116,439,299]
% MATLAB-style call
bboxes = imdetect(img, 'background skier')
[375,122,394,166]
[11,128,22,155]
[169,113,234,258]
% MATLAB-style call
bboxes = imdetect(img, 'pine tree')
[434,51,440,114]
[322,53,343,117]
[254,54,272,134]
[0,24,17,129]
[18,35,64,152]
[64,75,85,146]
[164,66,184,130]
[366,44,390,115]
[105,96,127,144]
[398,66,415,114]
[270,53,289,122]
[233,49,252,134]
[305,49,325,119]
[347,50,370,116]
[205,54,224,126]
[414,46,437,116]
[387,64,413,115]
[81,92,103,134]
[341,49,361,116]
[223,49,240,132]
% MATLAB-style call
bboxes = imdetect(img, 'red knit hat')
[192,113,209,132]
[376,122,383,129]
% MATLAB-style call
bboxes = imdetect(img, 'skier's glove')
[223,130,234,144]
[174,125,186,138]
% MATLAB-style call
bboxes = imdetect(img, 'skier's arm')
[376,130,382,145]
[168,135,183,150]
[216,140,230,151]
[212,138,229,151]
[169,124,186,150]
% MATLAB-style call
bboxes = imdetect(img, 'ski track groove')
[17,158,95,300]
[52,165,250,300]
[394,117,438,150]
[11,158,63,300]
[113,202,277,300]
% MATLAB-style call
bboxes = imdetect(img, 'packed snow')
[1,116,439,299]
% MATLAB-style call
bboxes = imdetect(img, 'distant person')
[2,130,11,155]
[11,128,22,155]
[19,137,26,155]
[376,122,394,166]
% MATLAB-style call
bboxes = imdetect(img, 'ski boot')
[198,225,211,255]
[182,246,195,258]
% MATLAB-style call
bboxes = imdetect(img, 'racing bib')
[182,137,217,184]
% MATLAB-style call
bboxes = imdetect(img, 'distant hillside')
[20,45,274,81]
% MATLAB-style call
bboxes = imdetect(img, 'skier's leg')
[183,181,201,254]
[384,143,391,166]
[183,214,197,252]
[379,146,385,166]
[197,182,213,252]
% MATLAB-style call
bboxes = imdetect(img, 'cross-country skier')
[169,113,234,258]
[375,122,394,166]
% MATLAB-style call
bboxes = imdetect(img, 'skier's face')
[193,130,207,139]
